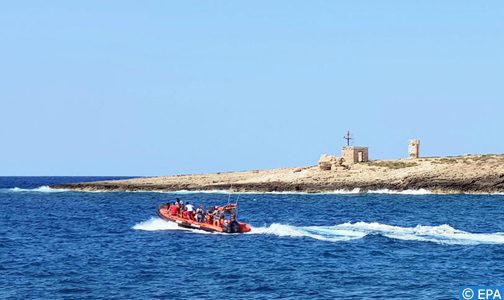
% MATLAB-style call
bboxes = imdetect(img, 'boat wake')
[252,222,504,245]
[133,218,504,245]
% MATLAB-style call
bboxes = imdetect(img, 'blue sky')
[1,1,503,176]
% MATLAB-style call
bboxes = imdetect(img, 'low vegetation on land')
[366,161,419,169]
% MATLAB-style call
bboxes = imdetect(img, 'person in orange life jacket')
[206,206,214,222]
[205,212,212,224]
[183,209,191,220]
[169,202,179,216]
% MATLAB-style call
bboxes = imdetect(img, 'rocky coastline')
[50,154,504,194]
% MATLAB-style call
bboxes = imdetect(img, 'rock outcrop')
[318,154,344,170]
[50,154,504,194]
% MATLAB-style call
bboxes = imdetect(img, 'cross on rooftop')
[343,130,353,146]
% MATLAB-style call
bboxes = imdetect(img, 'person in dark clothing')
[230,214,239,233]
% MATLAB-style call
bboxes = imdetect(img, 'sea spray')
[132,217,213,234]
[133,217,181,231]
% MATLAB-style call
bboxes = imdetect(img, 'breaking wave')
[7,187,503,195]
[133,218,504,245]
[3,186,69,193]
[160,188,429,195]
[367,189,432,195]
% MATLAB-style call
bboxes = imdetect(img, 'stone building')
[341,146,369,164]
[318,154,344,170]
[408,139,420,159]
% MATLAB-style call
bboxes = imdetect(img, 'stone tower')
[408,139,420,159]
[341,146,369,164]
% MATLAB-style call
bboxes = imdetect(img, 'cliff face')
[51,154,504,194]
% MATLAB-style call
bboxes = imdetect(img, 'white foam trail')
[133,218,504,245]
[6,186,70,193]
[132,217,213,234]
[250,223,366,242]
[336,222,504,245]
[250,222,504,245]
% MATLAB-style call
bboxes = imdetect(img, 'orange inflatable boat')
[157,203,251,233]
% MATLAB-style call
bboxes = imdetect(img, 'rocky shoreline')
[50,154,504,194]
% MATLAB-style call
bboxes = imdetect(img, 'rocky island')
[51,154,504,194]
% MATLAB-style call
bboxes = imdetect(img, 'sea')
[1,177,503,299]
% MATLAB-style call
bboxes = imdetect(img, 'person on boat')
[195,205,204,222]
[182,209,190,219]
[222,218,230,233]
[185,202,194,213]
[169,202,179,216]
[174,199,181,213]
[205,212,212,224]
[184,202,194,220]
[211,206,219,217]
[175,199,185,217]
[230,214,239,233]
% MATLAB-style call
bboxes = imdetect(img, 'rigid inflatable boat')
[157,203,251,233]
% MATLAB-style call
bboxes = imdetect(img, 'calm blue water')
[1,177,503,299]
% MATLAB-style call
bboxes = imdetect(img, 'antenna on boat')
[235,195,240,218]
[227,185,232,204]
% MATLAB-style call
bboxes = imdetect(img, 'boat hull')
[156,204,251,233]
